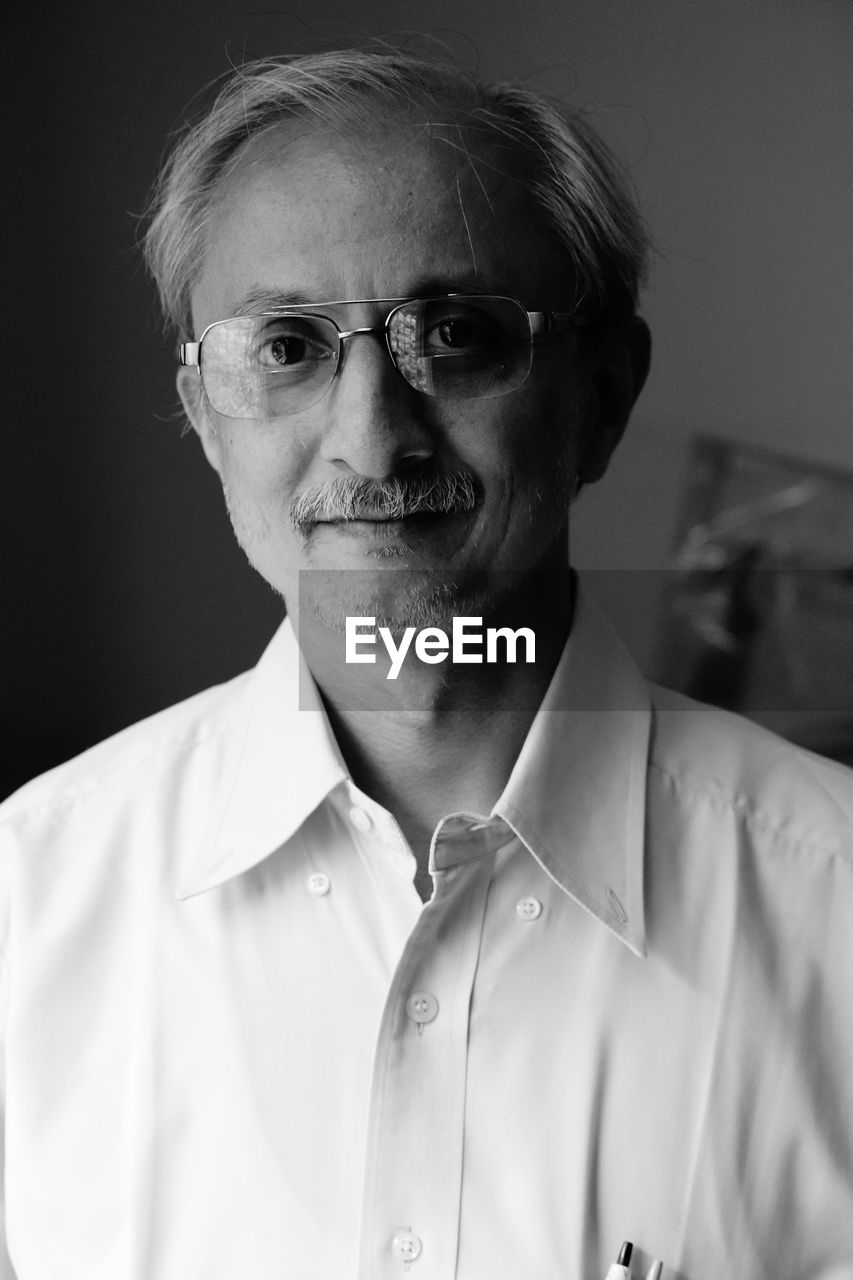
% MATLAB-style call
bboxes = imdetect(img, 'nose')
[317,330,435,479]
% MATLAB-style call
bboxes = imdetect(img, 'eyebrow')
[229,274,501,316]
[231,287,315,316]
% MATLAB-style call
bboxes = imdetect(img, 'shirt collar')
[176,618,347,900]
[177,581,651,958]
[494,582,651,957]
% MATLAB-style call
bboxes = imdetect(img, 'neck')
[292,566,575,865]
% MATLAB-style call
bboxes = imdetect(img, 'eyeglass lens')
[198,296,534,419]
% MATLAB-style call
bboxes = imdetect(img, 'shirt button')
[516,896,542,921]
[307,872,330,896]
[406,991,439,1025]
[392,1230,422,1262]
[349,805,373,832]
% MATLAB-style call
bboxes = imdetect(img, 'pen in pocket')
[603,1241,634,1280]
[602,1241,664,1280]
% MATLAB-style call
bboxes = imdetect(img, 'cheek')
[474,387,580,499]
[474,389,579,560]
[213,425,307,548]
[217,422,305,499]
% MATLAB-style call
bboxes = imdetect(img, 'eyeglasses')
[179,294,583,419]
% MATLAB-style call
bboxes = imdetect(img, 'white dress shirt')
[1,582,852,1279]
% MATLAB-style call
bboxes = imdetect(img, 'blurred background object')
[650,438,853,766]
[4,0,853,796]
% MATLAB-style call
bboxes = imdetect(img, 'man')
[1,48,851,1280]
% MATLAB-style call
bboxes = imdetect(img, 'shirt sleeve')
[0,954,16,1278]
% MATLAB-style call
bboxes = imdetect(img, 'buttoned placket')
[357,817,502,1280]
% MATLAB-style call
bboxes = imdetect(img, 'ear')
[577,316,651,485]
[176,367,223,475]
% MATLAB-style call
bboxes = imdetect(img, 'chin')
[292,565,493,638]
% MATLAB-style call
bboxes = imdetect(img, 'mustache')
[291,472,480,532]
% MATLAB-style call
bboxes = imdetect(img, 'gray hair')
[143,48,650,336]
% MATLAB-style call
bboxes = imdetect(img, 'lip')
[313,516,424,537]
[309,510,473,548]
[320,515,403,524]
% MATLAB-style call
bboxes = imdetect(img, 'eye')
[254,317,336,370]
[436,319,479,348]
[423,307,498,354]
[267,334,309,366]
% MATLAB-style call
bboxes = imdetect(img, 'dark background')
[5,0,853,797]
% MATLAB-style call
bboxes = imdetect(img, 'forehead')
[190,110,574,327]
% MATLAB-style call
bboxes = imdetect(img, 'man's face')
[179,113,600,630]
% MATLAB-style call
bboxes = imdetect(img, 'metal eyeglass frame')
[178,293,585,403]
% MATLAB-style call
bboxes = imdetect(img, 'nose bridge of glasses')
[337,322,387,342]
[333,316,404,386]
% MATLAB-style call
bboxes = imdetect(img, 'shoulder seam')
[649,759,853,867]
[0,725,234,826]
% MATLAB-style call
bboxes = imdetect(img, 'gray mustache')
[291,473,479,531]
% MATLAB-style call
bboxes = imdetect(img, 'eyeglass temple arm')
[528,311,586,337]
[179,342,201,368]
